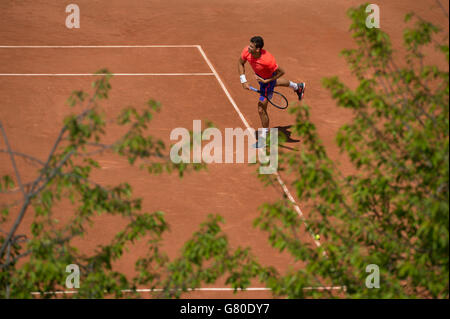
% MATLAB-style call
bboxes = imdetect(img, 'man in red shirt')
[238,36,305,147]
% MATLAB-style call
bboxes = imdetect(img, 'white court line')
[196,45,321,248]
[0,45,213,77]
[0,73,214,77]
[0,45,199,48]
[31,286,346,295]
[196,45,252,130]
[274,173,321,247]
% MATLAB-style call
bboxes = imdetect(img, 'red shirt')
[241,47,278,79]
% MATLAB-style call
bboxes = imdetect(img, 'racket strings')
[269,92,288,108]
[270,93,283,104]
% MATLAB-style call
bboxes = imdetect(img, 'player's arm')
[256,67,285,84]
[272,67,285,81]
[238,57,250,90]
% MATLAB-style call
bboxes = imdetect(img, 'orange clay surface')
[0,0,448,298]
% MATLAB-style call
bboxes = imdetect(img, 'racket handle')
[249,86,259,92]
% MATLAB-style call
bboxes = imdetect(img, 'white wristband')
[240,74,247,83]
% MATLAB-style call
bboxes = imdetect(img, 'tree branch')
[435,0,449,18]
[0,122,26,199]
[0,96,98,259]
[0,149,45,167]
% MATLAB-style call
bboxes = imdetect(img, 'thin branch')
[0,97,97,258]
[5,241,11,298]
[435,0,449,19]
[0,149,75,259]
[0,181,34,194]
[0,249,31,270]
[0,149,45,167]
[80,144,114,157]
[0,122,26,199]
[412,13,448,46]
[389,61,438,127]
[0,231,77,270]
[28,107,93,195]
[0,198,24,210]
[28,150,76,201]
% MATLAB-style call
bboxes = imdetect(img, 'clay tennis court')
[0,0,448,299]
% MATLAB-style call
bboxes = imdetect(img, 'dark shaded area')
[274,125,300,143]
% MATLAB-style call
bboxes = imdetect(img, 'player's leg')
[256,99,270,147]
[275,78,306,101]
[258,99,269,129]
[274,78,291,87]
[257,81,270,130]
[253,81,271,148]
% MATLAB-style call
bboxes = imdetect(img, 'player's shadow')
[274,125,300,151]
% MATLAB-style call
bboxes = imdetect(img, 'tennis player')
[238,36,305,148]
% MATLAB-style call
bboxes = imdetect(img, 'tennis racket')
[249,86,289,109]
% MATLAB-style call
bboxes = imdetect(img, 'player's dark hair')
[250,36,264,49]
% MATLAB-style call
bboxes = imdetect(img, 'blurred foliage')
[254,4,448,298]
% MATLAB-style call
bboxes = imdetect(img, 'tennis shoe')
[296,82,306,101]
[252,139,266,149]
